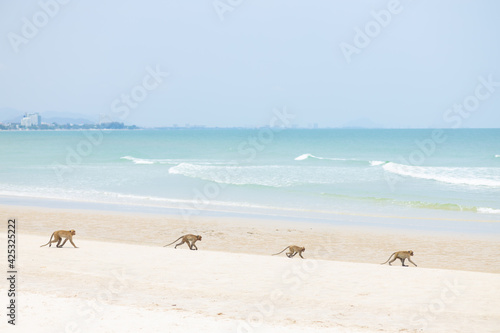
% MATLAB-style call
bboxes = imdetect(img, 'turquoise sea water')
[1,129,499,231]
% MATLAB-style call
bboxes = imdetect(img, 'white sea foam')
[294,153,308,160]
[495,155,500,158]
[295,153,333,161]
[0,185,284,213]
[295,154,387,167]
[294,153,361,162]
[369,161,387,166]
[383,162,500,187]
[477,207,500,215]
[120,156,228,166]
[3,180,500,220]
[120,156,180,165]
[169,163,366,187]
[121,156,158,164]
[169,163,291,187]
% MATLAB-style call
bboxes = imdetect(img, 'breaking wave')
[168,162,373,187]
[383,162,500,188]
[294,153,348,161]
[294,153,387,166]
[120,156,174,165]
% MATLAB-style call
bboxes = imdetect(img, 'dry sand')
[0,205,499,332]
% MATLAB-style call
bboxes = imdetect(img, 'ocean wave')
[294,153,387,166]
[495,155,500,158]
[0,186,280,212]
[120,156,229,166]
[2,183,499,219]
[406,201,474,212]
[382,162,500,188]
[369,161,387,166]
[397,201,500,215]
[294,153,346,161]
[168,163,366,187]
[120,156,172,165]
[169,163,294,187]
[477,207,500,215]
[320,193,500,215]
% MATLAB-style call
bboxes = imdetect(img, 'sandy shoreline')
[2,204,499,273]
[1,204,499,332]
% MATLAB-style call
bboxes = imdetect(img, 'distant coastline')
[2,125,500,131]
[0,122,139,131]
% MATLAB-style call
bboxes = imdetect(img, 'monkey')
[163,234,202,250]
[381,250,417,267]
[40,230,78,248]
[272,245,305,259]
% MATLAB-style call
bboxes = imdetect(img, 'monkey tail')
[381,252,395,265]
[163,236,183,247]
[272,246,290,256]
[40,232,55,247]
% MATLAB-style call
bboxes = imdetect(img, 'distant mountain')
[39,111,95,125]
[342,117,383,129]
[0,108,23,123]
[0,109,94,125]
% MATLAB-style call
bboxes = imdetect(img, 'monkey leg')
[175,241,185,249]
[408,258,417,267]
[49,237,59,247]
[56,238,63,248]
[299,252,304,259]
[400,258,408,267]
[388,257,397,266]
[191,243,198,250]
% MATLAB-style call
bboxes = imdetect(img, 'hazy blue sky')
[1,0,499,128]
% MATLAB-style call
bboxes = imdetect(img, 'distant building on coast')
[21,113,41,127]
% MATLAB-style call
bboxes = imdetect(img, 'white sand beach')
[3,1,500,331]
[1,205,499,332]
